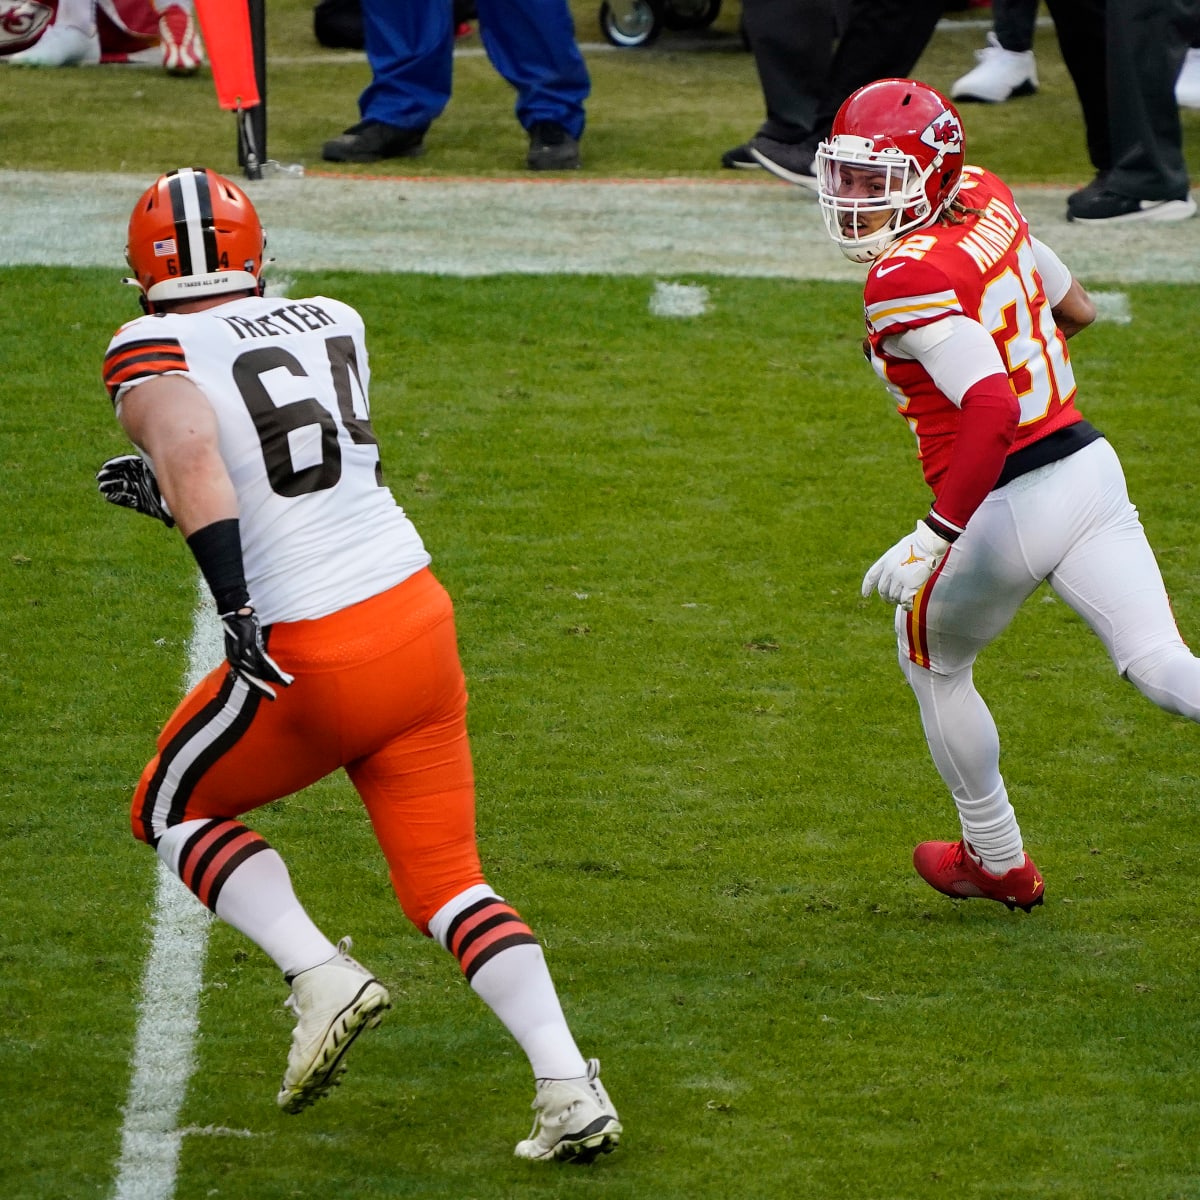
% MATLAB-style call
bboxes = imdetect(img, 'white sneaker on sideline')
[276,937,390,1114]
[5,23,100,66]
[950,32,1038,104]
[1177,48,1200,110]
[514,1058,622,1163]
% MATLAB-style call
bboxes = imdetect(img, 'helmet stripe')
[165,169,195,276]
[166,168,219,278]
[194,170,219,272]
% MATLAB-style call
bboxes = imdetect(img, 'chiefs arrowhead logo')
[922,113,963,153]
[1,1,56,53]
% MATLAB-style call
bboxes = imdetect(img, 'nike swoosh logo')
[875,262,905,277]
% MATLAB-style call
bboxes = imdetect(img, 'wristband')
[925,510,963,544]
[186,519,250,614]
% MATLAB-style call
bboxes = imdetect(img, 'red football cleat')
[913,839,1045,912]
[159,5,203,76]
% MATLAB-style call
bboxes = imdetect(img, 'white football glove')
[861,520,951,610]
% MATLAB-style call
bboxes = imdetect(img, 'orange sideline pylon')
[193,0,260,110]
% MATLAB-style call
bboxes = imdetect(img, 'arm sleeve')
[925,374,1020,539]
[187,519,250,614]
[885,314,1021,536]
[1031,236,1072,307]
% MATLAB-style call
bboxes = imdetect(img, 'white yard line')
[111,866,212,1200]
[111,590,222,1200]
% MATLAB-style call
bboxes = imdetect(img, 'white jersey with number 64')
[104,294,431,624]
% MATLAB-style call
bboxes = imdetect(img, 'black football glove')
[220,607,295,700]
[96,455,175,527]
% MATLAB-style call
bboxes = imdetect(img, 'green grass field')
[3,268,1199,1199]
[3,6,1200,1199]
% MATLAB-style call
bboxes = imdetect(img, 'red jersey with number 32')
[862,166,1083,491]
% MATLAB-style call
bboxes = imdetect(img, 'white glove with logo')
[861,520,951,610]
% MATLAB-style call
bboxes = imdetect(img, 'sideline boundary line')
[112,588,221,1200]
[3,171,1194,284]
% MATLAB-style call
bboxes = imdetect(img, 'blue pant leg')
[474,0,590,137]
[358,0,455,128]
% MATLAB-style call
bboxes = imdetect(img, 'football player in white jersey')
[766,79,1200,911]
[97,167,620,1162]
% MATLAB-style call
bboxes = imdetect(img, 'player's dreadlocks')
[941,196,988,225]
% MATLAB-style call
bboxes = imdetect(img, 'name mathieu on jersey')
[861,166,1085,495]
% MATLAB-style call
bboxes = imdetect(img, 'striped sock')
[173,817,270,912]
[157,818,337,976]
[443,893,539,982]
[430,886,587,1080]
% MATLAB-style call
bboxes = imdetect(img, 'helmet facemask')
[817,136,947,263]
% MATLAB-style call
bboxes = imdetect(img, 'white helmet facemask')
[816,136,945,263]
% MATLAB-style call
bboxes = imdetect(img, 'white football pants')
[896,437,1200,855]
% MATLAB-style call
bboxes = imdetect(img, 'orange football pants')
[131,567,487,933]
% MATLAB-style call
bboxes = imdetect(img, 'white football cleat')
[5,23,100,67]
[950,32,1037,104]
[276,938,390,1114]
[514,1058,622,1163]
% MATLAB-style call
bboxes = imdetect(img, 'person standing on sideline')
[321,0,589,170]
[739,0,946,186]
[949,0,1039,104]
[96,168,621,1162]
[1046,0,1198,223]
[782,79,1200,908]
[721,0,846,169]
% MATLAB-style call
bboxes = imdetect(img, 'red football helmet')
[815,78,966,263]
[125,167,266,309]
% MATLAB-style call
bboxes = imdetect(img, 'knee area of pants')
[1126,642,1194,686]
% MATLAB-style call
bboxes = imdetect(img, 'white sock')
[903,658,1025,872]
[430,885,588,1080]
[955,784,1025,875]
[470,944,588,1081]
[157,818,337,979]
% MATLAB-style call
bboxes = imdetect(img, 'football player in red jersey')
[95,168,620,1162]
[798,79,1200,910]
[1,0,201,72]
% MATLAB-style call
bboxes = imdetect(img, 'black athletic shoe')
[722,133,810,171]
[321,121,428,163]
[748,138,818,190]
[722,134,817,189]
[526,121,580,170]
[721,140,761,169]
[1067,184,1196,224]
